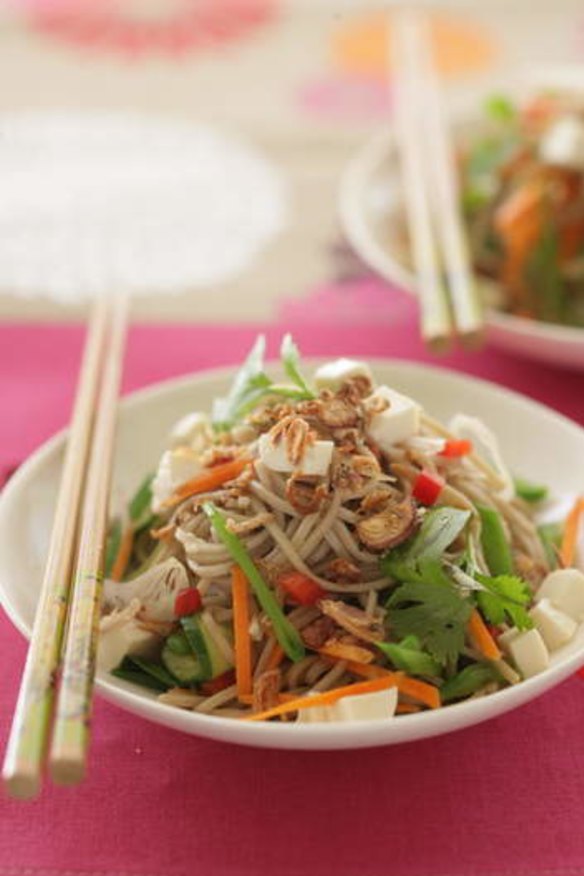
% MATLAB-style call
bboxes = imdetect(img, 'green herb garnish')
[477,505,513,576]
[538,521,563,568]
[484,94,517,124]
[377,635,441,677]
[212,335,314,431]
[104,517,122,578]
[475,574,533,630]
[382,507,471,581]
[514,478,548,503]
[440,663,500,702]
[281,334,315,397]
[385,560,474,665]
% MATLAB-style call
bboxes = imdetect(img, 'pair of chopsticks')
[3,295,128,799]
[391,10,484,351]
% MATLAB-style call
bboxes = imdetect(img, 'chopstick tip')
[2,770,41,800]
[49,757,86,787]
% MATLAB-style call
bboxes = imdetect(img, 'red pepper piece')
[413,470,445,506]
[174,587,202,618]
[278,571,326,606]
[200,670,236,696]
[439,439,473,458]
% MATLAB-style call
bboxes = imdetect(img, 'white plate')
[339,112,584,370]
[1,361,584,750]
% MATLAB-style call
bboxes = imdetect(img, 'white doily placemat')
[0,112,287,301]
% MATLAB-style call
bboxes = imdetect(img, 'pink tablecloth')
[2,307,584,876]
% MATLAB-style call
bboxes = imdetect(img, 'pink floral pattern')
[23,0,275,58]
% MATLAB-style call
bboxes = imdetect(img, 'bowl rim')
[2,358,584,749]
[339,125,584,347]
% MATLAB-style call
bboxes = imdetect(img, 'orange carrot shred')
[110,525,134,582]
[396,675,441,710]
[265,644,285,672]
[232,566,252,699]
[345,661,441,709]
[396,702,422,715]
[344,661,394,680]
[560,496,584,567]
[319,642,375,665]
[243,676,398,722]
[468,609,502,661]
[162,457,249,509]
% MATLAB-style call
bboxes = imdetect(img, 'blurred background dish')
[340,67,584,369]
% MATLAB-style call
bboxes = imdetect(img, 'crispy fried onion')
[285,473,328,515]
[332,450,381,492]
[268,415,315,466]
[319,599,384,643]
[356,495,418,552]
[253,668,282,712]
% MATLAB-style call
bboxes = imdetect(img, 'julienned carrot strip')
[240,693,298,706]
[110,525,134,582]
[232,566,252,699]
[243,676,397,722]
[345,661,441,709]
[396,675,441,710]
[560,496,584,567]
[265,644,285,671]
[162,458,250,509]
[468,609,502,661]
[396,703,422,715]
[319,642,375,665]
[344,661,394,680]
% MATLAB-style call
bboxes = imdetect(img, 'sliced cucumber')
[199,611,234,677]
[129,657,176,688]
[180,611,234,681]
[166,630,192,656]
[161,645,204,685]
[112,657,169,692]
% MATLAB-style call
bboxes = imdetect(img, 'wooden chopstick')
[50,293,128,786]
[392,10,454,352]
[413,13,484,347]
[2,299,111,799]
[391,10,484,349]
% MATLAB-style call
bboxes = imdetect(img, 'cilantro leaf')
[212,336,270,430]
[280,334,315,398]
[386,561,474,665]
[475,574,533,630]
[212,335,316,431]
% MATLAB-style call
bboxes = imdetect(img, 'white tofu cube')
[366,385,421,452]
[328,687,398,722]
[258,433,333,476]
[151,448,203,512]
[169,412,211,451]
[540,115,584,170]
[529,598,577,651]
[501,628,549,679]
[296,705,332,724]
[297,687,398,723]
[314,358,373,392]
[537,568,584,621]
[498,627,520,652]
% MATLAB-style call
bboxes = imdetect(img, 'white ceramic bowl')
[340,119,584,370]
[1,361,584,750]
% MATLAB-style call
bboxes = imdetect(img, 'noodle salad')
[99,338,584,723]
